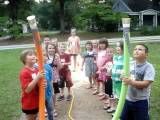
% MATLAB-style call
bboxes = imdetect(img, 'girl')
[93,38,110,98]
[67,28,81,71]
[43,51,54,120]
[81,41,97,89]
[46,43,62,117]
[107,41,124,113]
[19,49,45,120]
[103,48,113,110]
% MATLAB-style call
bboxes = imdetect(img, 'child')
[92,40,99,53]
[67,28,81,71]
[43,35,50,51]
[107,41,124,113]
[92,40,99,89]
[103,48,113,110]
[58,43,73,101]
[81,41,97,89]
[43,51,54,120]
[93,38,109,97]
[46,43,62,117]
[121,44,155,120]
[19,49,45,120]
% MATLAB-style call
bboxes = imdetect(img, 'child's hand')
[81,66,83,71]
[36,71,45,80]
[43,80,47,88]
[122,77,132,85]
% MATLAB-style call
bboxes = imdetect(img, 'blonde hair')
[20,49,35,64]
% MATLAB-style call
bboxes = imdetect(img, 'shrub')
[8,23,22,39]
[140,26,160,35]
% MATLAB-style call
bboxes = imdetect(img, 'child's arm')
[25,71,45,93]
[56,54,63,70]
[122,78,152,89]
[122,64,155,89]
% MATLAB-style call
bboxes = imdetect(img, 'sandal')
[92,90,99,95]
[99,95,106,100]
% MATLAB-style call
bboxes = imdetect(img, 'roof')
[113,0,160,12]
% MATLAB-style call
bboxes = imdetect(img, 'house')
[112,0,160,28]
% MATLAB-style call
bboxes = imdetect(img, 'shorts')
[105,77,113,97]
[121,99,149,120]
[112,81,122,99]
[22,108,38,114]
[59,75,73,88]
[53,82,60,94]
[70,54,77,56]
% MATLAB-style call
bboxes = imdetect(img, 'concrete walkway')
[1,35,160,51]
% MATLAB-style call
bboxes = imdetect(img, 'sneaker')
[54,112,58,117]
[103,105,110,110]
[112,112,115,117]
[66,95,72,101]
[107,108,116,113]
[57,95,65,101]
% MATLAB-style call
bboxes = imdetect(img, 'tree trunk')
[8,0,18,22]
[59,0,65,33]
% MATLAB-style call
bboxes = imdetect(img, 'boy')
[121,44,155,120]
[19,49,45,120]
[58,43,73,101]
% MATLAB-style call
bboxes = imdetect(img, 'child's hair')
[59,43,66,50]
[46,43,58,54]
[136,44,149,53]
[98,38,108,49]
[71,28,76,32]
[43,35,50,41]
[20,49,35,64]
[85,41,93,50]
[117,41,124,51]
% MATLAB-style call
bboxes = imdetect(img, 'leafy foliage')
[139,26,160,35]
[74,1,127,32]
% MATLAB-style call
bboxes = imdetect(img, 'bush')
[140,26,160,35]
[0,17,9,37]
[8,23,22,39]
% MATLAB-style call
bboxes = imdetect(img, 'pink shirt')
[97,50,107,68]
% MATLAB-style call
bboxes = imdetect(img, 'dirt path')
[70,70,112,120]
[19,56,112,120]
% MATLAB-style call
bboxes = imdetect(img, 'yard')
[0,42,159,120]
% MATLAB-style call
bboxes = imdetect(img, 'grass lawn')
[0,42,159,120]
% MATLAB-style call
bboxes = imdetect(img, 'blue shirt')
[44,64,54,101]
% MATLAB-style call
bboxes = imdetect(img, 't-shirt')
[59,53,71,77]
[19,67,39,110]
[44,64,53,101]
[97,50,107,68]
[126,61,155,102]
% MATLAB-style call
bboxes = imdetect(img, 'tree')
[75,0,126,32]
[52,0,78,33]
[1,0,35,22]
